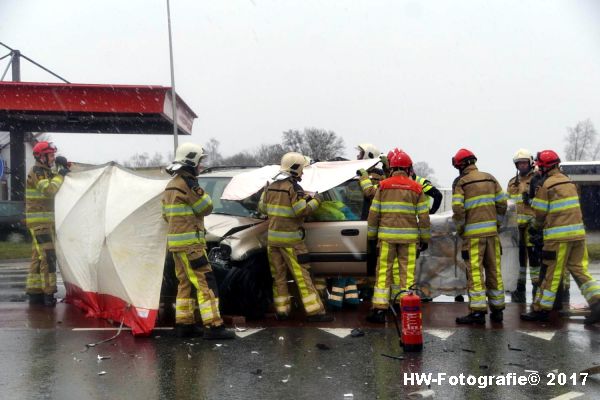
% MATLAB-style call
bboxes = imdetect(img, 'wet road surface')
[1,262,599,399]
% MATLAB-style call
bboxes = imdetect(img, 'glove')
[55,156,69,168]
[357,169,369,178]
[419,242,429,252]
[379,155,389,171]
[58,166,70,176]
[528,225,544,247]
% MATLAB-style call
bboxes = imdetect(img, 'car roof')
[198,166,259,178]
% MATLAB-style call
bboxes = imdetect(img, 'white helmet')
[513,148,534,165]
[167,142,206,173]
[280,152,308,177]
[356,143,380,160]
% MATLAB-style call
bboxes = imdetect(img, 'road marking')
[425,329,455,341]
[318,328,353,338]
[517,330,555,341]
[235,328,264,338]
[549,392,584,400]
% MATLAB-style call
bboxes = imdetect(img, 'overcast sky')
[2,0,600,187]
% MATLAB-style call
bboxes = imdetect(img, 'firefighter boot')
[203,325,236,340]
[366,309,386,324]
[175,324,203,338]
[584,302,600,326]
[511,283,526,304]
[520,310,549,322]
[306,313,334,323]
[490,309,503,323]
[28,293,44,305]
[455,312,486,325]
[43,294,57,307]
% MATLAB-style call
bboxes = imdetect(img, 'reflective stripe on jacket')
[162,172,213,251]
[452,165,507,238]
[25,162,64,227]
[507,170,535,226]
[531,168,585,242]
[367,171,431,243]
[258,177,320,247]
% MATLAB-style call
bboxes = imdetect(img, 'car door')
[303,180,369,276]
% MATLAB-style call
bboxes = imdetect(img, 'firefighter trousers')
[462,235,505,312]
[26,225,57,295]
[172,248,223,327]
[267,243,325,316]
[517,226,541,287]
[534,240,600,311]
[372,241,418,310]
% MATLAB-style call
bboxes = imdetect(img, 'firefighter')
[366,149,430,323]
[163,143,235,339]
[356,143,387,202]
[452,149,508,324]
[25,141,69,307]
[507,149,540,303]
[411,174,443,215]
[521,150,600,325]
[258,152,333,322]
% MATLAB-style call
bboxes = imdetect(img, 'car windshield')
[198,176,259,218]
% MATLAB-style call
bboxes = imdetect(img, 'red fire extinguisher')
[391,291,423,352]
[401,291,423,352]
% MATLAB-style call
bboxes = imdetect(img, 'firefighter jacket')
[258,177,320,247]
[507,170,535,226]
[162,171,213,252]
[367,171,431,244]
[358,167,386,199]
[25,162,64,228]
[452,165,507,238]
[531,168,585,243]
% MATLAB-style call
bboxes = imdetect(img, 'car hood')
[204,214,263,241]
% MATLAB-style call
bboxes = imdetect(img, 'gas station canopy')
[0,81,197,135]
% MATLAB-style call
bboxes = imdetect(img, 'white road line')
[425,329,455,341]
[318,328,353,338]
[517,330,555,341]
[549,392,584,400]
[235,328,264,338]
[72,327,174,331]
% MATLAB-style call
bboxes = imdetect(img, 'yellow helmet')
[280,152,308,177]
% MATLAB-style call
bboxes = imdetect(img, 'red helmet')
[535,150,560,169]
[388,148,413,169]
[32,141,57,158]
[452,148,477,168]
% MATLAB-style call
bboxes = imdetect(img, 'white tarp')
[55,163,169,335]
[221,159,379,201]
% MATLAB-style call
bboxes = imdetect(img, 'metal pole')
[9,50,26,201]
[0,52,13,81]
[166,0,179,154]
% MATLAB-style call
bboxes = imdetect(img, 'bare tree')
[255,143,286,165]
[204,137,223,167]
[282,127,345,161]
[124,152,167,168]
[221,152,259,166]
[413,161,438,185]
[564,119,598,161]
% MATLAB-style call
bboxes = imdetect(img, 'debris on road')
[316,343,331,350]
[381,353,404,361]
[508,344,523,352]
[407,389,435,399]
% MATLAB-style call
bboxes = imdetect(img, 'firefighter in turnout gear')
[163,143,235,340]
[259,152,333,322]
[507,149,540,303]
[25,141,69,307]
[366,149,431,323]
[412,174,443,215]
[356,143,387,201]
[521,150,600,325]
[452,149,508,325]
